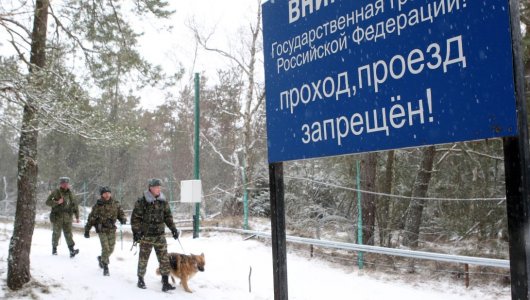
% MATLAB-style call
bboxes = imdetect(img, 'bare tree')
[191,0,265,215]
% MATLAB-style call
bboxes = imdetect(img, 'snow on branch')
[201,131,237,168]
[0,62,144,146]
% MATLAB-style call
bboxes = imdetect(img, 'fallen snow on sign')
[0,222,510,299]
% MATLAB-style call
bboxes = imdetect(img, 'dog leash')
[176,237,188,254]
[130,235,186,255]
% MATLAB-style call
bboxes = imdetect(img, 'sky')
[0,0,262,109]
[136,0,259,70]
[132,0,263,109]
[0,221,511,300]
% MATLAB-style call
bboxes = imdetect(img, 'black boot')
[103,264,109,276]
[97,256,103,268]
[52,246,57,255]
[68,245,79,258]
[137,276,146,289]
[162,275,175,292]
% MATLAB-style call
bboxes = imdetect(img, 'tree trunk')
[241,2,261,208]
[7,0,48,290]
[377,150,395,247]
[361,152,377,245]
[402,146,436,249]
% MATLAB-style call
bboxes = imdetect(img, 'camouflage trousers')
[51,215,75,248]
[98,231,116,265]
[137,235,170,277]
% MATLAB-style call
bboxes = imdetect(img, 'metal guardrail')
[197,227,510,269]
[0,216,509,269]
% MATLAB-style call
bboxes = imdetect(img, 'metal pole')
[168,179,174,212]
[356,160,363,270]
[464,264,469,288]
[243,161,249,230]
[3,176,7,215]
[167,154,176,213]
[269,162,288,300]
[118,182,123,250]
[504,1,530,299]
[83,181,87,223]
[193,72,201,239]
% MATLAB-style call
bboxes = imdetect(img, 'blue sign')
[262,0,517,163]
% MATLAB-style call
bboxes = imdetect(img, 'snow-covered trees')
[0,0,173,290]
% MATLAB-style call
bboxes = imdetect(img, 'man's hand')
[75,218,80,223]
[56,197,64,204]
[84,231,90,238]
[171,228,179,240]
[133,231,143,242]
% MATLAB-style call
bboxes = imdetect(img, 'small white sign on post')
[180,180,202,203]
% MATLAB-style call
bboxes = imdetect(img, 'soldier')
[45,177,80,257]
[84,186,127,276]
[131,178,179,292]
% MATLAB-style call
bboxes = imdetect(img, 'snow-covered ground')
[0,222,511,300]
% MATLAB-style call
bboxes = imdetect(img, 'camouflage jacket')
[85,197,127,233]
[131,191,177,237]
[46,188,79,222]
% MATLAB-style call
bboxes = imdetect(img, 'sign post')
[261,0,526,299]
[269,162,288,300]
[503,0,530,298]
[194,72,201,239]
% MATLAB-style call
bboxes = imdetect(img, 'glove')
[133,231,143,242]
[84,231,90,238]
[171,228,179,240]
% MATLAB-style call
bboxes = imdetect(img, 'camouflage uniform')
[85,197,126,265]
[46,187,79,251]
[131,190,177,278]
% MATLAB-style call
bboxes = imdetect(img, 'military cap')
[148,178,162,187]
[99,186,111,195]
[59,177,70,184]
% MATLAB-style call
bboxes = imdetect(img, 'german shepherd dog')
[156,253,205,293]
